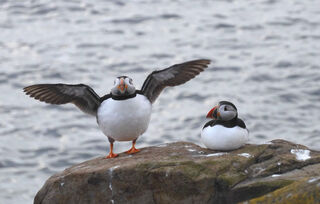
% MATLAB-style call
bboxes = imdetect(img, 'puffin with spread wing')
[24,59,210,158]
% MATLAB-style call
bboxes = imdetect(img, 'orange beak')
[206,106,216,118]
[117,78,127,92]
[206,105,219,119]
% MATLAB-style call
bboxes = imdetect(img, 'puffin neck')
[218,116,239,127]
[111,92,137,100]
[219,112,238,122]
[227,116,238,123]
[203,115,239,129]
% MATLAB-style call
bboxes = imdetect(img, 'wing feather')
[23,83,101,116]
[141,59,210,103]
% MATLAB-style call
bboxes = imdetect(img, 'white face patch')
[114,78,119,85]
[218,104,237,121]
[125,77,136,94]
[111,78,120,94]
[111,77,136,95]
[124,77,131,85]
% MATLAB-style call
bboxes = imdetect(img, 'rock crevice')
[35,140,320,204]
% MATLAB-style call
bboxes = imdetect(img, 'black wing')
[140,59,211,103]
[237,118,247,129]
[23,83,101,116]
[203,120,216,129]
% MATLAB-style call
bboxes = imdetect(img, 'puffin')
[24,59,210,158]
[201,101,249,151]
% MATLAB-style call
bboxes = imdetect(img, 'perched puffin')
[201,101,249,151]
[24,59,210,158]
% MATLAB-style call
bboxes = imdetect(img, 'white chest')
[97,94,152,141]
[201,125,249,151]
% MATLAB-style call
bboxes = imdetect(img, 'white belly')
[201,125,249,151]
[97,94,152,141]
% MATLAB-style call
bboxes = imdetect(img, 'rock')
[34,140,320,204]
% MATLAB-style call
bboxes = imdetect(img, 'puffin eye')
[129,78,133,84]
[224,106,228,111]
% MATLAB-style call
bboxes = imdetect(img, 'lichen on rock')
[34,140,320,204]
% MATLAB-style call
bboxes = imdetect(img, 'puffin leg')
[125,139,140,154]
[106,137,118,159]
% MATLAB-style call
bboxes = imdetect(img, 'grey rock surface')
[34,140,320,204]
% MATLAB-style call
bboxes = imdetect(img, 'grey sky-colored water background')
[1,0,320,203]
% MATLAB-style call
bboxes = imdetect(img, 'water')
[0,0,320,203]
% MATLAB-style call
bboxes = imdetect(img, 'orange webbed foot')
[106,152,118,159]
[125,147,140,154]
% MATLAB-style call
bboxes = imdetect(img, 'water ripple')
[1,0,320,203]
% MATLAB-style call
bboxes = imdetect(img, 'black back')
[203,118,246,129]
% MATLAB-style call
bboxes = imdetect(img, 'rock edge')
[35,140,320,204]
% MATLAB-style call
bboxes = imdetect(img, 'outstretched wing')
[140,59,211,103]
[23,83,101,116]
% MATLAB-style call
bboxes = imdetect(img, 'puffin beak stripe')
[118,79,125,91]
[206,106,217,118]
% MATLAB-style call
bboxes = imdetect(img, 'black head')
[206,101,238,121]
